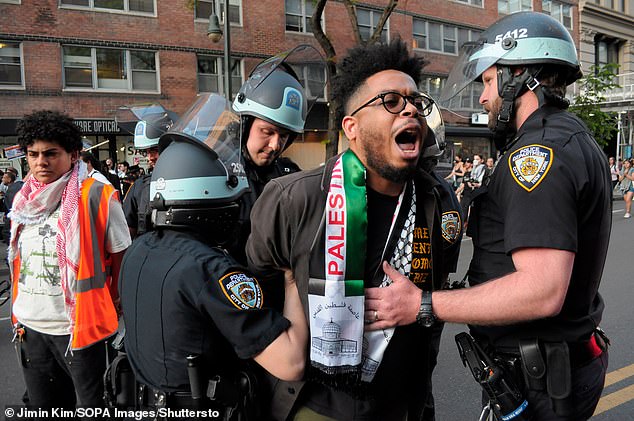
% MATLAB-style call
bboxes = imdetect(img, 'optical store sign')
[74,119,121,134]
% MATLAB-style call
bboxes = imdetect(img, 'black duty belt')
[479,333,605,369]
[137,383,211,409]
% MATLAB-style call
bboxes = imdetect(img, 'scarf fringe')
[307,363,369,398]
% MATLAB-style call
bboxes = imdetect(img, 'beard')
[487,96,502,132]
[359,127,417,184]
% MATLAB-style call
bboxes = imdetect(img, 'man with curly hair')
[247,39,445,421]
[9,110,131,408]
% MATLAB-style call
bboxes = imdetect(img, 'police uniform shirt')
[120,229,290,392]
[468,106,610,345]
[122,174,151,234]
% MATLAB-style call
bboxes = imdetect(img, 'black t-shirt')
[468,107,610,346]
[120,229,290,392]
[304,184,433,420]
[364,187,399,285]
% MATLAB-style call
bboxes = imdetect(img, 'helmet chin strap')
[493,66,543,152]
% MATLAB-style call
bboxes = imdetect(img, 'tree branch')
[369,0,398,45]
[342,0,363,45]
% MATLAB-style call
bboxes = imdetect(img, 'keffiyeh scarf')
[9,161,88,338]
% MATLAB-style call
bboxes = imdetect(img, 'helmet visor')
[440,40,508,105]
[241,44,326,122]
[421,94,445,158]
[116,103,176,136]
[160,93,246,183]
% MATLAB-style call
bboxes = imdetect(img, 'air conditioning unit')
[471,113,489,125]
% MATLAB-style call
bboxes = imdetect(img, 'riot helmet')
[440,12,582,150]
[233,45,326,158]
[116,104,178,150]
[151,94,248,244]
[233,65,306,135]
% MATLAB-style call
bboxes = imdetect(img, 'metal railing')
[568,72,634,105]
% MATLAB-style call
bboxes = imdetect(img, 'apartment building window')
[498,0,532,14]
[596,38,620,67]
[603,0,627,9]
[458,82,483,110]
[414,19,480,54]
[357,7,388,43]
[455,0,483,6]
[420,76,445,101]
[424,76,482,111]
[197,56,242,96]
[196,0,242,25]
[604,0,625,9]
[542,1,573,29]
[63,46,158,91]
[0,41,23,88]
[60,0,154,13]
[285,0,316,33]
[291,63,326,99]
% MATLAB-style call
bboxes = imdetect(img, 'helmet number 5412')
[495,28,528,43]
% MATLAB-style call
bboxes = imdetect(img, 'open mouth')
[395,128,420,152]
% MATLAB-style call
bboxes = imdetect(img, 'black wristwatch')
[416,290,436,328]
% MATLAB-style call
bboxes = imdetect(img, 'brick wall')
[0,0,579,120]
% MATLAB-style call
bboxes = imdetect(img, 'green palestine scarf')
[307,150,416,387]
[308,150,366,381]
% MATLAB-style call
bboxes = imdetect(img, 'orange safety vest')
[12,177,119,350]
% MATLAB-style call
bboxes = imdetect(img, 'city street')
[0,198,633,419]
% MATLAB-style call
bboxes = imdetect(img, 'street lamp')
[207,1,231,97]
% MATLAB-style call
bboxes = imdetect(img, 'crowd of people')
[4,11,616,421]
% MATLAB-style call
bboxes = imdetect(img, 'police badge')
[509,144,554,192]
[219,272,263,310]
[441,211,461,244]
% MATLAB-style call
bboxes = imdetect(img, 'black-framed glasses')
[350,91,434,117]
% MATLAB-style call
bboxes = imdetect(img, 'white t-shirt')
[13,197,131,335]
[88,169,112,185]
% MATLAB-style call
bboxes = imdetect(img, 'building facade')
[578,0,634,161]
[1,0,580,172]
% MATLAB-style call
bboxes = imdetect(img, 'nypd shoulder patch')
[219,272,263,310]
[508,144,554,192]
[441,211,461,244]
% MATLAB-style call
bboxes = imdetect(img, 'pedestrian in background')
[80,151,111,185]
[445,153,465,190]
[609,156,619,191]
[8,110,131,409]
[2,170,24,244]
[619,158,633,218]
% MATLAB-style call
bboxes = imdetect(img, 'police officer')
[229,62,305,266]
[381,12,611,420]
[123,113,175,238]
[119,93,308,417]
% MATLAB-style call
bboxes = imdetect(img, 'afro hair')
[331,38,427,126]
[17,110,83,153]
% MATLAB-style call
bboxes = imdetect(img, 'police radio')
[455,332,531,421]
